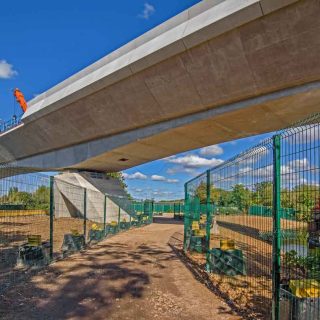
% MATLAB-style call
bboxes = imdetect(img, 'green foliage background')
[192,181,319,221]
[0,186,50,211]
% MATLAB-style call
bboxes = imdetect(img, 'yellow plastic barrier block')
[220,239,235,250]
[289,280,320,298]
[191,222,200,230]
[200,215,207,221]
[71,229,80,236]
[194,229,206,237]
[28,235,42,246]
[91,223,103,231]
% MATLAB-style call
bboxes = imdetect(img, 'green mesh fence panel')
[53,178,86,256]
[207,139,274,318]
[0,169,151,295]
[184,172,208,253]
[143,200,153,224]
[248,205,295,220]
[0,169,50,293]
[133,201,144,215]
[183,113,320,319]
[133,201,184,218]
[173,202,184,219]
[279,120,320,320]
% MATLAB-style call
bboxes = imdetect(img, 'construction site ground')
[0,216,242,320]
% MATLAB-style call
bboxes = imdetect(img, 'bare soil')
[182,215,306,320]
[0,217,242,320]
[0,215,96,290]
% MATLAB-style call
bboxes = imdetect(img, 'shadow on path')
[0,238,176,320]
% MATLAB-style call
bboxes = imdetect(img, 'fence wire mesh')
[0,171,155,294]
[279,121,320,319]
[209,139,274,319]
[54,178,86,256]
[184,113,320,320]
[0,170,50,293]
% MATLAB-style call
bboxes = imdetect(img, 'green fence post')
[151,200,154,222]
[143,201,146,222]
[83,188,87,242]
[49,176,54,261]
[118,206,121,232]
[205,170,211,271]
[103,195,107,237]
[183,183,189,252]
[272,134,281,320]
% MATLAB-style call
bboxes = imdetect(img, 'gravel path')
[0,217,242,320]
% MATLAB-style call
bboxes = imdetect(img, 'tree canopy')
[191,180,319,220]
[0,185,50,211]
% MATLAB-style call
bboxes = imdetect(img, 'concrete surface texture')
[54,172,131,223]
[0,0,319,172]
[0,218,242,320]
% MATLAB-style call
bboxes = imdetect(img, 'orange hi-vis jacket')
[14,88,28,113]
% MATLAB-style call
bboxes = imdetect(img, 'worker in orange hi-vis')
[13,88,28,113]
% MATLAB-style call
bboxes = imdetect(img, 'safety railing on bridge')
[184,113,320,320]
[0,115,22,134]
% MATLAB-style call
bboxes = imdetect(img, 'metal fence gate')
[184,114,320,320]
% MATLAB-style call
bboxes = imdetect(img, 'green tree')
[33,185,50,211]
[230,184,251,211]
[193,181,232,205]
[253,182,273,206]
[0,185,50,211]
[292,184,320,221]
[106,172,131,198]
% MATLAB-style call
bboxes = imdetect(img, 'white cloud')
[166,154,224,169]
[288,158,311,171]
[151,190,175,200]
[123,171,147,180]
[167,166,196,175]
[0,60,17,79]
[241,158,312,187]
[256,164,273,177]
[151,174,179,183]
[139,3,155,19]
[239,166,253,174]
[151,174,166,181]
[200,145,223,156]
[123,171,179,184]
[167,179,179,183]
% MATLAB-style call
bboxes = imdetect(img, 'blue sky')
[0,0,274,200]
[124,132,274,201]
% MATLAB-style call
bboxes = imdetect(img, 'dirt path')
[0,217,242,320]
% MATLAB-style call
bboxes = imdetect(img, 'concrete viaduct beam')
[0,0,319,172]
